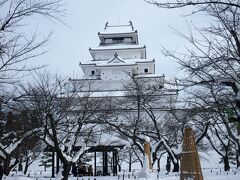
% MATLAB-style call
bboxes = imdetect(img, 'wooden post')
[112,150,115,176]
[102,152,105,175]
[180,127,204,180]
[113,150,118,176]
[56,152,60,174]
[144,141,152,170]
[103,151,108,175]
[94,152,97,176]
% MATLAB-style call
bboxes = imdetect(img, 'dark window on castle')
[91,71,95,75]
[144,68,148,73]
[112,37,124,44]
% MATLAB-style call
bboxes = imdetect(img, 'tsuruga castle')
[70,21,177,109]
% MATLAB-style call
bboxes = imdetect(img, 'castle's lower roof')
[90,44,145,51]
[80,58,154,66]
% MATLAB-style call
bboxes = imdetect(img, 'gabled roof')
[107,53,125,64]
[80,58,154,66]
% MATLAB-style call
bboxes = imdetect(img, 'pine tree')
[39,152,52,172]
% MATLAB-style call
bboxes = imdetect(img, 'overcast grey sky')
[29,0,204,79]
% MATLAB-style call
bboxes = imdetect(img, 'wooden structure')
[49,145,123,177]
[88,145,123,176]
[144,141,152,170]
[180,127,204,180]
[46,133,127,177]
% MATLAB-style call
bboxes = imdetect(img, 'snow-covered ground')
[3,151,240,179]
[3,169,240,180]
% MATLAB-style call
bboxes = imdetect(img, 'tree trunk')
[117,163,121,172]
[166,151,179,172]
[223,156,230,171]
[237,149,240,168]
[3,164,11,176]
[117,155,121,172]
[237,131,240,168]
[128,152,132,172]
[3,156,18,176]
[62,162,72,180]
[172,161,179,172]
[152,152,157,167]
[157,158,161,172]
[166,156,171,172]
[24,157,29,175]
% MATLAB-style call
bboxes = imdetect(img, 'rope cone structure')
[180,127,204,180]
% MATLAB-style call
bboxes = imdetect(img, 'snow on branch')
[160,137,178,163]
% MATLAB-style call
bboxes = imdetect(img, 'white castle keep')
[70,21,177,108]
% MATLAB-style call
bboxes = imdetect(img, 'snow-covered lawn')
[3,169,240,180]
[3,151,240,179]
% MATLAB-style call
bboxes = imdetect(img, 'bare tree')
[146,0,240,9]
[21,139,42,175]
[18,71,110,180]
[0,104,41,175]
[0,0,64,176]
[146,0,240,167]
[0,0,64,84]
[128,77,182,172]
[183,84,239,170]
[103,75,184,171]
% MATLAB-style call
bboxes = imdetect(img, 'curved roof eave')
[89,45,146,51]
